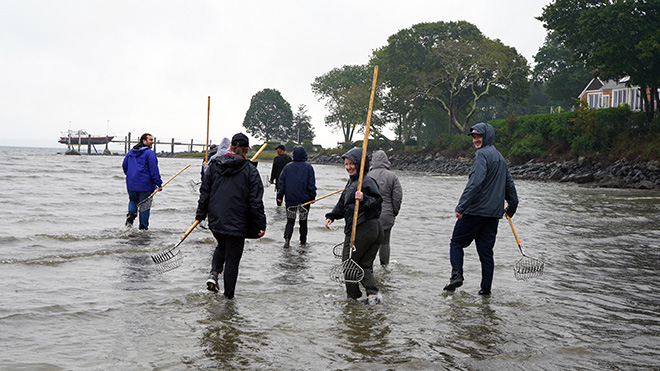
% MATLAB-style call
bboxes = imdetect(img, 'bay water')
[1,146,659,370]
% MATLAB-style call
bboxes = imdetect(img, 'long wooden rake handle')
[505,214,522,245]
[250,143,268,161]
[302,189,342,206]
[146,164,191,198]
[205,96,210,163]
[181,219,201,242]
[349,65,379,253]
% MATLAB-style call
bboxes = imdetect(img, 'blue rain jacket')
[277,146,317,206]
[122,145,162,192]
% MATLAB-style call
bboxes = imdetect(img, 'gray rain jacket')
[456,122,518,218]
[369,150,403,230]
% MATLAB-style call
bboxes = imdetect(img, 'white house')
[578,77,643,110]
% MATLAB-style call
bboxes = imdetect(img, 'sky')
[0,0,552,150]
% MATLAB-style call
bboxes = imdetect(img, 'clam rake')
[505,214,544,280]
[151,220,201,273]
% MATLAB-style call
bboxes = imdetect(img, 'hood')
[342,147,369,177]
[213,153,249,175]
[469,122,495,147]
[370,150,390,170]
[129,144,149,157]
[292,146,308,162]
[218,137,231,153]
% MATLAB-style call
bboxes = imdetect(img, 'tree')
[311,65,381,144]
[242,89,293,142]
[372,21,530,134]
[538,0,660,122]
[532,32,592,109]
[289,104,315,143]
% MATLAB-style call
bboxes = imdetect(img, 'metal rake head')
[514,255,544,280]
[151,245,183,273]
[137,197,154,213]
[329,259,364,283]
[286,205,309,221]
[332,242,343,259]
[188,179,201,193]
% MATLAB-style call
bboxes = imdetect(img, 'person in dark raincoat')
[325,148,383,304]
[443,122,519,296]
[277,146,316,247]
[195,133,267,299]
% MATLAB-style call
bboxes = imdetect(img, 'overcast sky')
[1,0,552,149]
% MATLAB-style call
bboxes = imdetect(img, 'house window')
[631,89,641,110]
[613,89,628,107]
[587,93,602,109]
[602,95,610,108]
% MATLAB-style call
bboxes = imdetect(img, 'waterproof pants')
[284,204,310,243]
[127,190,152,230]
[210,232,245,299]
[378,227,392,266]
[342,218,384,299]
[449,214,499,292]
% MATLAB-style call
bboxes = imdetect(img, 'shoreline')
[309,152,660,191]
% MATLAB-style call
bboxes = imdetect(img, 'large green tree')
[242,88,293,142]
[538,0,660,122]
[372,21,530,134]
[311,65,381,144]
[290,104,315,143]
[532,32,592,109]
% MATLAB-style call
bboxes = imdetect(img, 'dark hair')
[140,133,152,143]
[276,144,286,151]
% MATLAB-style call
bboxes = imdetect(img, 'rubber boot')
[283,237,290,248]
[443,269,463,291]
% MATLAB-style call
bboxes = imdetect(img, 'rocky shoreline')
[309,152,660,191]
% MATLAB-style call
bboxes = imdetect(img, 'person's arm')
[504,171,518,217]
[148,151,163,188]
[307,165,317,201]
[122,155,128,175]
[195,165,212,221]
[391,174,403,216]
[356,177,382,211]
[276,166,287,202]
[455,151,487,214]
[248,167,267,234]
[325,189,346,228]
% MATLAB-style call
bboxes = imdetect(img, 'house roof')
[579,77,635,98]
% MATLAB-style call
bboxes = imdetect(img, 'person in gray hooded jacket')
[369,150,403,267]
[443,122,518,296]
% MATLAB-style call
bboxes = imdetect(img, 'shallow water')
[1,146,659,370]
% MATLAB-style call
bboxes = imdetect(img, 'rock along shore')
[309,152,660,191]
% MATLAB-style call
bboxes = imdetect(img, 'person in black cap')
[443,122,519,296]
[195,132,267,299]
[270,144,291,206]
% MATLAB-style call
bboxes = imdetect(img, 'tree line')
[243,0,659,150]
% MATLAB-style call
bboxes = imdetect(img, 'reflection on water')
[0,148,659,369]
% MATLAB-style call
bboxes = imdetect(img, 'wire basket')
[286,205,309,221]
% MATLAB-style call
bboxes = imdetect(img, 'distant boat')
[58,130,114,145]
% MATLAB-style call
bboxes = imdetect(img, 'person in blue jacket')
[122,133,162,230]
[277,146,316,247]
[196,133,267,299]
[443,122,519,296]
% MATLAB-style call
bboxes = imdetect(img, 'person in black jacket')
[325,148,383,304]
[277,146,316,247]
[270,144,292,206]
[195,133,267,299]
